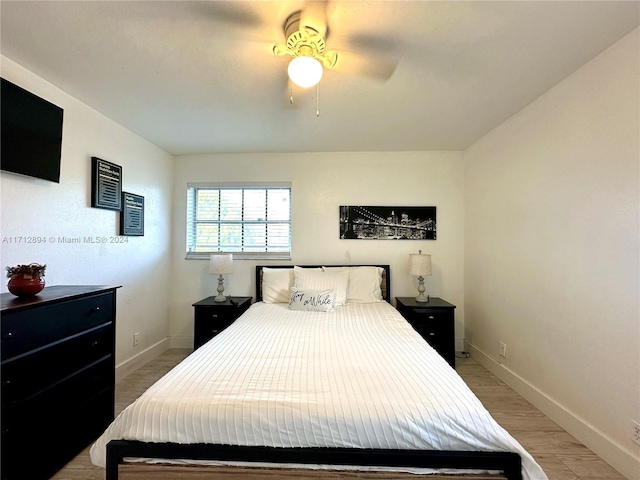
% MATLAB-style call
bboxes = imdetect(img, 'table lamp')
[409,250,432,303]
[209,253,233,302]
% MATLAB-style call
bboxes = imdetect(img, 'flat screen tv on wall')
[1,78,64,183]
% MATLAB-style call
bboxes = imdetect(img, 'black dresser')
[1,285,119,480]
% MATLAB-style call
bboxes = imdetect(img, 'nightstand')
[192,296,252,350]
[395,297,456,368]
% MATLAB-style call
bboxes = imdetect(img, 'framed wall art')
[91,157,122,210]
[340,206,436,240]
[120,192,144,236]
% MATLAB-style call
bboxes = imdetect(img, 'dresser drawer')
[2,322,113,407]
[406,313,454,353]
[195,305,244,323]
[401,308,450,325]
[194,318,235,344]
[1,292,114,360]
[413,322,452,356]
[2,356,113,432]
[1,387,113,480]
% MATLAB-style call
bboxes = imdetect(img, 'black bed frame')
[106,441,521,479]
[105,265,523,480]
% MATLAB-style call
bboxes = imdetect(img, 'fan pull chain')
[287,79,321,116]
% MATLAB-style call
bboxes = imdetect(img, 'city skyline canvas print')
[340,206,437,240]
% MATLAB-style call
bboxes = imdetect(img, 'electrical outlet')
[633,420,640,447]
[133,332,140,346]
[499,342,507,358]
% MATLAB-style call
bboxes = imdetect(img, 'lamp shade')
[209,253,233,275]
[288,56,323,88]
[409,252,432,276]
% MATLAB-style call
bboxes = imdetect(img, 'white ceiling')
[1,1,638,155]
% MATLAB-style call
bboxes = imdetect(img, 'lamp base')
[415,276,429,303]
[415,294,430,303]
[214,275,227,302]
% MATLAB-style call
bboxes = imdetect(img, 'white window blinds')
[186,184,291,260]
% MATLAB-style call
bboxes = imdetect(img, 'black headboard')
[255,265,391,303]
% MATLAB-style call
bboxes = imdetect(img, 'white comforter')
[91,302,547,479]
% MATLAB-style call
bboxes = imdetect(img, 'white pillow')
[293,265,322,272]
[288,288,336,312]
[322,266,384,303]
[293,269,349,306]
[261,268,294,303]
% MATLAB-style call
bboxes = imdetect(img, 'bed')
[91,265,547,480]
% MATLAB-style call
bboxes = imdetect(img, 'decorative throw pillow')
[288,288,336,312]
[293,269,349,305]
[261,268,294,303]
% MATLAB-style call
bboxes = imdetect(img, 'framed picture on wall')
[120,192,144,236]
[340,206,436,240]
[91,157,122,210]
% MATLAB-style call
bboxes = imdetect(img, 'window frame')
[186,182,292,260]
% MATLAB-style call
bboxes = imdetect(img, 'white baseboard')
[115,337,170,382]
[170,335,194,349]
[465,341,640,480]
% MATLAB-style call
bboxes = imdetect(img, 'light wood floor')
[50,349,626,480]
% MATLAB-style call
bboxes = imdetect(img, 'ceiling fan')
[272,10,337,88]
[198,1,399,112]
[269,3,399,90]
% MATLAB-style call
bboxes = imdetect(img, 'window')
[186,183,291,260]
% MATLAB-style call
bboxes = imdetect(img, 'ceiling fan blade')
[299,1,329,37]
[331,50,400,82]
[191,1,264,29]
[344,32,399,57]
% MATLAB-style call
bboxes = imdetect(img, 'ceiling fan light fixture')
[288,56,323,88]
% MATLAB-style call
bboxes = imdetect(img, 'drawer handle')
[2,332,12,340]
[428,316,435,320]
[91,341,99,347]
[211,314,218,318]
[2,380,12,387]
[210,329,219,335]
[90,306,101,314]
[429,332,436,336]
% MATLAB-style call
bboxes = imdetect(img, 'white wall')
[170,152,464,348]
[0,57,175,370]
[463,29,639,479]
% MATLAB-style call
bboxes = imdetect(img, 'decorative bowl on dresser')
[1,285,119,480]
[192,296,252,350]
[395,296,456,368]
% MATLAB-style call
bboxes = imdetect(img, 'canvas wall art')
[340,206,436,240]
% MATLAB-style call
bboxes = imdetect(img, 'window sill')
[185,252,292,261]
